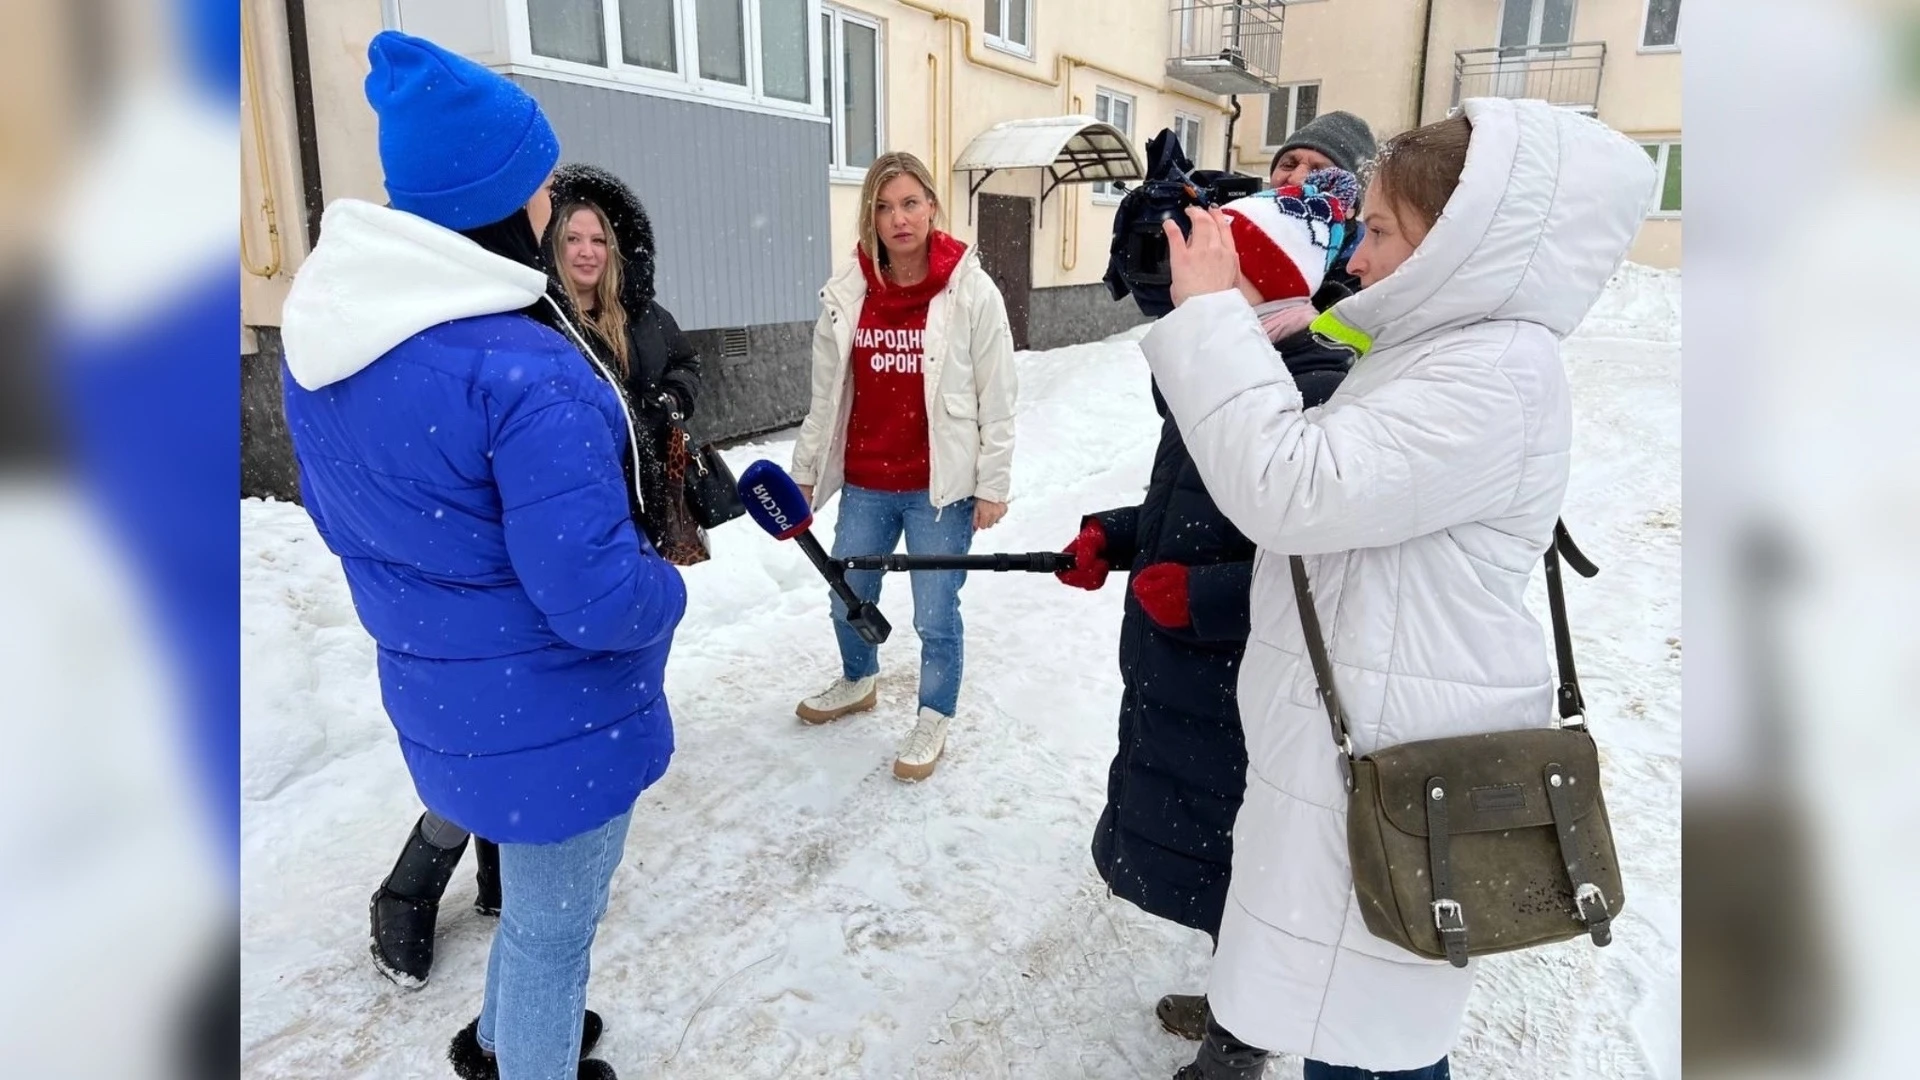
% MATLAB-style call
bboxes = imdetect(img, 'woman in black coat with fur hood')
[545,163,705,559]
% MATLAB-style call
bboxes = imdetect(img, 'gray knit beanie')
[1270,110,1378,177]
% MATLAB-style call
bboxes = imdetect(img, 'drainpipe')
[945,23,956,209]
[928,51,941,204]
[1413,0,1437,127]
[241,2,283,279]
[1062,93,1083,273]
[1224,95,1241,173]
[284,0,325,249]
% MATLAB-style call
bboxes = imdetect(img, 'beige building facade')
[813,0,1251,295]
[1244,0,1682,266]
[241,0,1257,333]
[240,0,1678,495]
[242,0,1680,341]
[811,0,1682,288]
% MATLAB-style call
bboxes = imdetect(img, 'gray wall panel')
[1028,284,1151,351]
[242,328,301,503]
[515,76,832,331]
[683,321,814,443]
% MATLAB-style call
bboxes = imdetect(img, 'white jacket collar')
[821,256,867,313]
[1316,98,1658,355]
[281,200,550,390]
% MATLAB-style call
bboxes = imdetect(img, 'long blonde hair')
[857,152,944,286]
[549,201,631,376]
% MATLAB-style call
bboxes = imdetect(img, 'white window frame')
[1497,0,1578,49]
[1173,112,1205,164]
[984,0,1033,59]
[823,4,885,183]
[505,0,827,122]
[1638,0,1682,53]
[1641,140,1682,219]
[1092,87,1135,203]
[1262,82,1320,151]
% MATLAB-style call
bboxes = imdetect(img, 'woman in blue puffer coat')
[280,31,683,1080]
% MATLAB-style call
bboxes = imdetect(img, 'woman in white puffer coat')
[1148,99,1657,1080]
[788,152,1017,784]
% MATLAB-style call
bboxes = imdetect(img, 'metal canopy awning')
[951,116,1144,226]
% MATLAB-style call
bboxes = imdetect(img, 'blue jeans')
[829,485,975,717]
[476,809,632,1079]
[1304,1058,1452,1080]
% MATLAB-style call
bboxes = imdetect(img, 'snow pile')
[242,272,1680,1079]
[240,506,391,802]
[1576,262,1682,344]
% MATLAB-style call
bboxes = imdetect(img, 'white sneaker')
[796,675,878,725]
[893,707,951,782]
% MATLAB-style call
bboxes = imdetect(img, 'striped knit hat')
[1221,168,1361,302]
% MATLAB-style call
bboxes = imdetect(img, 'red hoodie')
[843,231,968,492]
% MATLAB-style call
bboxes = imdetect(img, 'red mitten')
[1056,519,1111,591]
[1130,563,1192,629]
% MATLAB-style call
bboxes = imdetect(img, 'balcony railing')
[1452,41,1607,115]
[1166,0,1287,96]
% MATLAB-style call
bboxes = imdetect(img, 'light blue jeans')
[829,485,975,717]
[476,809,632,1078]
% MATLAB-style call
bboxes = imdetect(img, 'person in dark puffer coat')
[1064,168,1361,1042]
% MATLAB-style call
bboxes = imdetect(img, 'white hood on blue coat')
[281,199,548,390]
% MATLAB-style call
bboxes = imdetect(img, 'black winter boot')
[447,1014,607,1079]
[369,815,469,987]
[1172,1015,1271,1079]
[473,838,502,917]
[1156,993,1209,1040]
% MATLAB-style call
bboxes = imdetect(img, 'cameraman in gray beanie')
[1270,110,1378,187]
[1270,110,1379,309]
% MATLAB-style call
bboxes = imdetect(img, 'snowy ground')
[241,267,1681,1079]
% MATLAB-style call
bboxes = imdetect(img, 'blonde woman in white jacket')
[1147,100,1656,1080]
[790,152,1017,782]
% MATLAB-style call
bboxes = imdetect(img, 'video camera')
[1104,128,1264,318]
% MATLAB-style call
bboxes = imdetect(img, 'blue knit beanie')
[364,31,560,231]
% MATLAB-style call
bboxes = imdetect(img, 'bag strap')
[1545,520,1599,724]
[1543,761,1615,947]
[664,423,690,485]
[1290,519,1601,761]
[1425,776,1471,967]
[1289,555,1355,786]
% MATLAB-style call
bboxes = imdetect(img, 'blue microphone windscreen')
[738,460,814,540]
